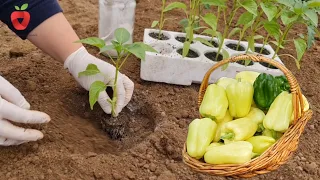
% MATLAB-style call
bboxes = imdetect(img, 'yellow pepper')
[245,107,265,132]
[246,136,276,155]
[290,94,310,122]
[216,77,237,89]
[226,80,254,118]
[213,110,233,142]
[220,117,258,141]
[186,118,217,159]
[235,71,260,85]
[206,142,223,152]
[199,84,229,120]
[204,141,253,165]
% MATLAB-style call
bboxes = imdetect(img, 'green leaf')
[305,9,318,27]
[228,28,241,38]
[194,37,214,47]
[151,21,159,28]
[264,20,281,40]
[236,12,254,26]
[216,32,223,44]
[134,42,158,53]
[111,40,122,55]
[21,3,28,10]
[307,0,320,8]
[261,2,278,21]
[99,45,114,54]
[183,41,191,57]
[246,35,255,51]
[221,49,229,70]
[239,0,258,16]
[277,0,295,8]
[254,35,264,39]
[126,44,146,60]
[204,4,211,9]
[89,81,107,110]
[78,64,101,77]
[75,37,105,49]
[294,38,307,61]
[163,2,187,12]
[307,25,316,49]
[179,19,189,32]
[202,29,216,36]
[202,13,217,31]
[115,28,130,44]
[201,0,226,7]
[271,41,284,49]
[15,6,20,10]
[280,11,299,25]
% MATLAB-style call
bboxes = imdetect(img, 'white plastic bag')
[99,0,136,57]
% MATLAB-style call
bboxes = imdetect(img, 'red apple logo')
[11,4,30,31]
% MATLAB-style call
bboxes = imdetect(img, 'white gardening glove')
[0,76,50,146]
[64,46,134,116]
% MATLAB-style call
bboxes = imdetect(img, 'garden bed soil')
[0,0,319,179]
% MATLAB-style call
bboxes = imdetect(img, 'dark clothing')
[0,0,63,39]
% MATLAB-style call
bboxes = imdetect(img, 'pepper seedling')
[269,0,319,68]
[75,28,157,117]
[151,0,187,40]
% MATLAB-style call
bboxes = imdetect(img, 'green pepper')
[216,77,237,89]
[204,141,253,165]
[226,80,254,118]
[246,136,276,155]
[186,118,217,159]
[263,91,293,132]
[199,84,229,120]
[245,107,265,132]
[253,73,290,110]
[220,117,258,141]
[213,110,233,142]
[262,129,283,140]
[235,71,260,85]
[275,76,290,92]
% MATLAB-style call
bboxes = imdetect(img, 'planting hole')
[259,62,278,69]
[226,43,245,51]
[175,36,194,44]
[205,52,223,62]
[202,40,219,48]
[149,42,174,55]
[149,32,170,40]
[236,60,254,66]
[255,47,271,55]
[177,48,199,58]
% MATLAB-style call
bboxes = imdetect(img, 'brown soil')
[149,32,169,40]
[175,36,194,44]
[0,0,319,180]
[254,47,271,55]
[177,49,199,58]
[205,52,224,62]
[202,40,219,48]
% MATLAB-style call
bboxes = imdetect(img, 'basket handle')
[198,54,304,125]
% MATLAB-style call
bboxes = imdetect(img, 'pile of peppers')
[186,71,310,165]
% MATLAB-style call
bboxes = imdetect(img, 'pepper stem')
[220,132,234,140]
[257,123,265,133]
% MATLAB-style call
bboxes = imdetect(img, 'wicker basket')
[182,54,313,178]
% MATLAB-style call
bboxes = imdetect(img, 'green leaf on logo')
[78,64,101,77]
[115,28,130,44]
[294,38,307,61]
[89,81,107,110]
[151,21,159,28]
[261,2,278,21]
[21,3,28,10]
[239,0,258,16]
[75,37,105,49]
[15,6,20,10]
[164,2,187,12]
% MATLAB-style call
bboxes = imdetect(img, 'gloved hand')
[0,76,50,146]
[64,46,134,116]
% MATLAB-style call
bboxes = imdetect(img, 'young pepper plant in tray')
[75,28,157,117]
[151,0,187,40]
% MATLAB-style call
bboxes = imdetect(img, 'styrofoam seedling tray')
[141,29,285,86]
